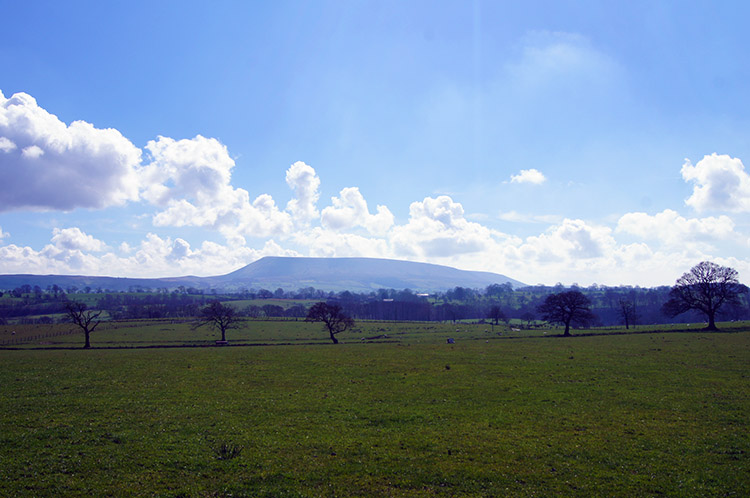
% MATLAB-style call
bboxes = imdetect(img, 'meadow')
[0,320,748,496]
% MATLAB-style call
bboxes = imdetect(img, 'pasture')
[0,321,748,496]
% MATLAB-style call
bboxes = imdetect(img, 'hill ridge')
[0,257,525,293]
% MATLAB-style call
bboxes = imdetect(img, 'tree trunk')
[221,327,226,341]
[706,313,717,331]
[84,330,91,348]
[329,330,339,344]
[563,322,571,337]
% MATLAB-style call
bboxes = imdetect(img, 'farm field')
[2,318,740,349]
[0,322,748,496]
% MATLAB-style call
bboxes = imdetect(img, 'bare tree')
[305,302,354,344]
[65,300,102,348]
[195,300,239,342]
[619,298,637,329]
[537,290,595,337]
[662,261,748,330]
[487,305,506,329]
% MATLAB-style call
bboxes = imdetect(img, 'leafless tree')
[305,302,354,344]
[662,261,748,330]
[65,300,102,348]
[487,305,506,327]
[195,300,239,342]
[619,298,637,329]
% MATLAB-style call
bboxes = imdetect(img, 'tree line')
[3,261,749,329]
[61,262,748,348]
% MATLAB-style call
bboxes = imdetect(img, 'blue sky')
[1,0,749,286]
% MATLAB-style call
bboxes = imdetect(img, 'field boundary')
[1,324,746,351]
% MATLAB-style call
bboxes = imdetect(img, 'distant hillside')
[0,257,525,293]
[0,274,207,293]
[211,257,524,292]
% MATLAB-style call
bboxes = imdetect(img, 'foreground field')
[0,328,748,496]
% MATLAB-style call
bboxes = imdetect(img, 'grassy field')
[0,322,748,496]
[2,318,737,349]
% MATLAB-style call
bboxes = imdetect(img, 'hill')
[210,257,525,292]
[0,257,524,293]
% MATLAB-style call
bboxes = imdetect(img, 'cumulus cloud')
[141,135,235,206]
[142,135,294,240]
[682,153,750,212]
[0,136,17,152]
[390,196,506,259]
[168,238,191,260]
[51,227,107,252]
[0,230,300,278]
[285,161,320,223]
[617,209,735,248]
[321,187,394,235]
[292,227,391,259]
[510,168,546,184]
[2,89,747,287]
[492,218,732,287]
[124,235,298,277]
[21,145,45,159]
[0,90,142,211]
[0,227,110,275]
[511,219,615,263]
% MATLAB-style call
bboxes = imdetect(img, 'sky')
[1,0,750,287]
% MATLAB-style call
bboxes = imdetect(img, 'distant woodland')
[2,281,748,327]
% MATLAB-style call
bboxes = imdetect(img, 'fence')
[0,328,79,346]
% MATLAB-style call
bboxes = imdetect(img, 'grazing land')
[0,321,748,496]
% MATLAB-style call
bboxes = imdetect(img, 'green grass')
[224,298,321,309]
[4,318,748,349]
[0,325,748,496]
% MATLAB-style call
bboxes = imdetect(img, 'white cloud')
[292,228,390,259]
[51,227,106,252]
[321,187,394,235]
[122,234,298,277]
[142,135,294,239]
[21,145,44,159]
[141,135,234,206]
[1,90,747,288]
[0,231,300,278]
[682,153,750,212]
[285,161,320,224]
[616,209,735,249]
[0,226,8,240]
[493,218,733,287]
[0,227,109,275]
[168,238,191,260]
[510,218,615,263]
[0,90,142,211]
[390,196,507,259]
[0,136,17,152]
[510,168,546,185]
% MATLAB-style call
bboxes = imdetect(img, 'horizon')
[2,1,749,287]
[0,255,715,290]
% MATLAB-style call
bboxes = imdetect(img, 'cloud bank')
[0,90,748,286]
